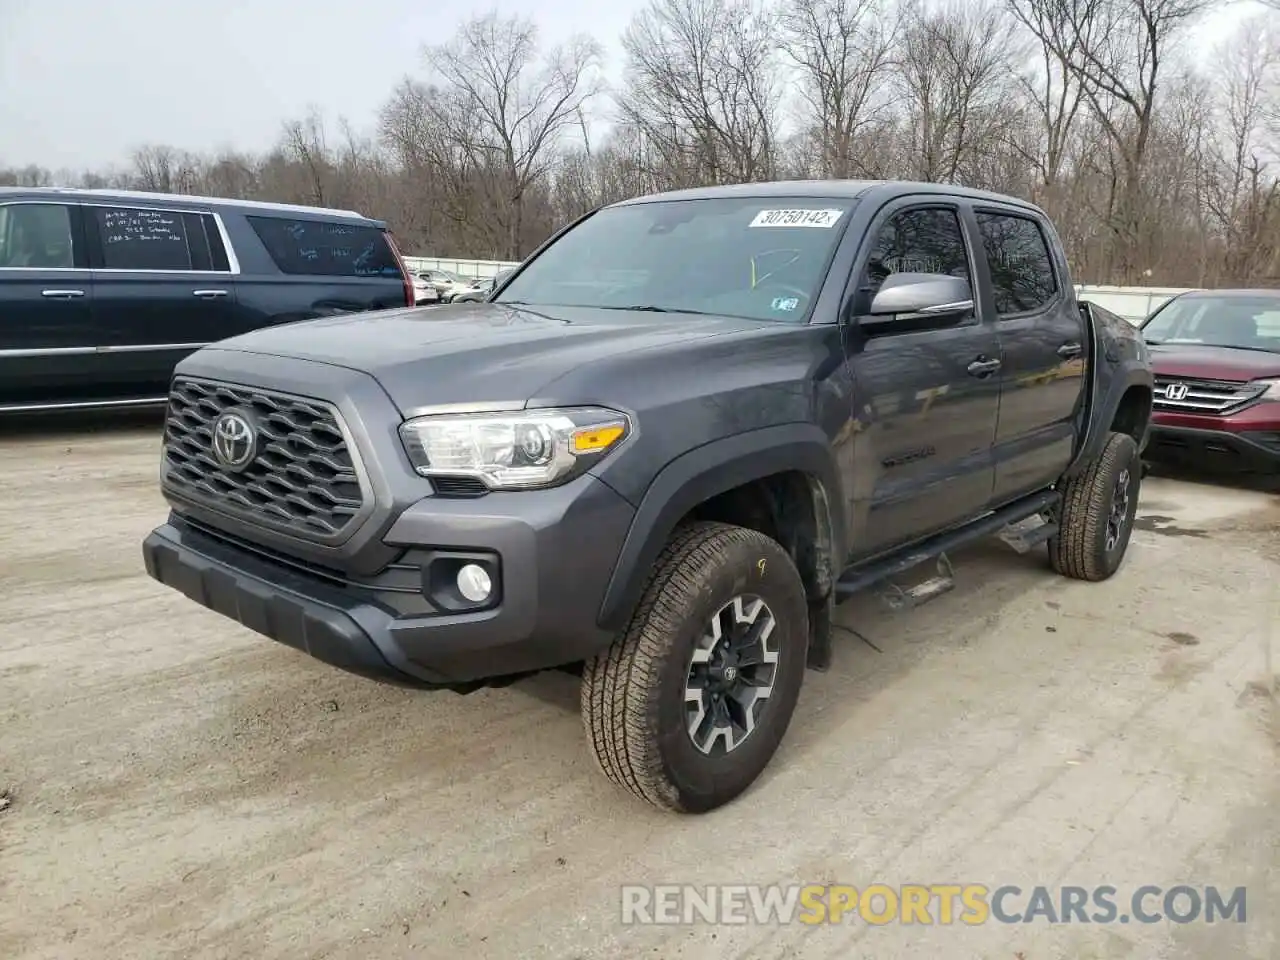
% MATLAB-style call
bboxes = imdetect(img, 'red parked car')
[1140,289,1280,474]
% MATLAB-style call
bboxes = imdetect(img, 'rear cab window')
[246,215,402,278]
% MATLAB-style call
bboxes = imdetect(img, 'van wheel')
[581,521,809,813]
[1050,431,1142,581]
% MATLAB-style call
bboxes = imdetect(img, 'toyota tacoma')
[142,180,1154,813]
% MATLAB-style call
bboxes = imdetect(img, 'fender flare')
[596,424,847,632]
[1065,359,1154,478]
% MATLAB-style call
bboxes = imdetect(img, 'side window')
[0,203,76,269]
[862,207,970,297]
[975,212,1058,314]
[93,206,195,271]
[246,216,402,278]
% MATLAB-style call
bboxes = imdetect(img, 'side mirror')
[865,272,974,321]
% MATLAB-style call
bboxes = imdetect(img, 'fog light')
[456,563,492,603]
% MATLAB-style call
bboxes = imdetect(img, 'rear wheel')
[581,521,809,813]
[1049,431,1142,581]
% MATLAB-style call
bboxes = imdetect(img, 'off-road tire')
[581,521,809,813]
[1049,431,1142,581]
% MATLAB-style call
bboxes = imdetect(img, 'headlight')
[1257,378,1280,400]
[399,406,631,490]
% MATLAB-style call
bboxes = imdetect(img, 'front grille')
[163,377,367,540]
[1153,375,1265,414]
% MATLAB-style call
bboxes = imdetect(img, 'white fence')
[405,255,1189,323]
[403,256,518,281]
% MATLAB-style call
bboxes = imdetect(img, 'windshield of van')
[1142,295,1280,352]
[493,197,857,323]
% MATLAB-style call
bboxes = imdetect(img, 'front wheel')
[1049,431,1142,581]
[581,521,809,813]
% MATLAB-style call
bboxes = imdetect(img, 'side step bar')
[833,489,1060,603]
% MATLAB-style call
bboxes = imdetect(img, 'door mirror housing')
[865,272,974,321]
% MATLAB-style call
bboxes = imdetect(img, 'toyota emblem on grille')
[1164,382,1189,401]
[211,410,258,471]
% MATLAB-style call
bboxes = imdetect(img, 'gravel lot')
[1,415,1276,960]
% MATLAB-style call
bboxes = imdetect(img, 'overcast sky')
[0,0,1265,173]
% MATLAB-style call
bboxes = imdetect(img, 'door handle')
[1058,342,1083,358]
[193,289,229,299]
[42,289,85,299]
[967,357,1002,377]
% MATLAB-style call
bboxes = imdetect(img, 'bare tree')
[132,145,200,194]
[620,0,781,188]
[1006,0,1090,195]
[1039,0,1212,280]
[421,12,603,258]
[779,0,900,179]
[1202,14,1280,281]
[280,109,335,206]
[8,1,1280,288]
[896,1,1020,184]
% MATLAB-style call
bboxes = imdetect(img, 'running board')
[881,553,956,611]
[834,489,1060,604]
[997,517,1059,554]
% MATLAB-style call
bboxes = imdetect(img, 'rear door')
[233,214,409,327]
[85,202,240,391]
[968,205,1086,502]
[0,200,101,409]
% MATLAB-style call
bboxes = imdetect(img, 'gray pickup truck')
[142,180,1154,814]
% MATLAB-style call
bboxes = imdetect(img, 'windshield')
[1142,295,1280,351]
[494,197,856,323]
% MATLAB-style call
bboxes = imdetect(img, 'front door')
[0,201,102,409]
[843,201,1002,558]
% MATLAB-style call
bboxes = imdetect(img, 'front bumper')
[142,473,637,688]
[1146,423,1280,472]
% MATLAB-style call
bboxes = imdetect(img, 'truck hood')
[1148,342,1280,381]
[204,302,769,414]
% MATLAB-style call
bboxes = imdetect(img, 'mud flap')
[806,593,833,672]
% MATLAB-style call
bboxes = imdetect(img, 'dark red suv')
[1141,289,1280,474]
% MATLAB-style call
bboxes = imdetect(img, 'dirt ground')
[0,414,1276,960]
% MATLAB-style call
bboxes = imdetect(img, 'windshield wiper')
[598,304,720,316]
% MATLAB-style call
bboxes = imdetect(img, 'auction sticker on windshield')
[750,209,844,228]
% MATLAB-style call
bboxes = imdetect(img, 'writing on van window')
[101,209,183,246]
[94,206,194,270]
[247,216,401,278]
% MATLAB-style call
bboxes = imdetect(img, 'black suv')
[0,187,414,414]
[143,180,1153,814]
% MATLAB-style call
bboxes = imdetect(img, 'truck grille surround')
[1153,375,1266,414]
[162,377,367,541]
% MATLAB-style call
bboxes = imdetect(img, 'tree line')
[3,0,1279,287]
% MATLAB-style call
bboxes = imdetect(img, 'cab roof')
[611,179,1046,215]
